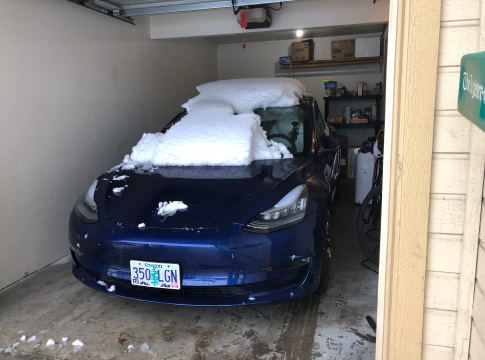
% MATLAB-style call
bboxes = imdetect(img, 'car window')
[314,105,325,140]
[254,107,305,155]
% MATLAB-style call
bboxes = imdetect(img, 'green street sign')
[458,51,485,132]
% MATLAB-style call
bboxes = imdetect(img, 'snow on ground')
[120,79,302,169]
[62,337,68,342]
[4,342,19,353]
[27,336,36,342]
[182,78,306,114]
[46,339,55,346]
[72,340,84,347]
[20,335,26,341]
[157,201,188,216]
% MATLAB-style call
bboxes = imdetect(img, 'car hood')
[105,158,309,229]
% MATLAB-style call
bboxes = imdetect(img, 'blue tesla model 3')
[69,95,340,306]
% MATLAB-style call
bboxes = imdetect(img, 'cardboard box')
[331,39,355,59]
[291,40,314,62]
[355,37,380,58]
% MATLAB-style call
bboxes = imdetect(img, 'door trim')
[376,0,442,359]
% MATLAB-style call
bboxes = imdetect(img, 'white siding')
[422,0,481,359]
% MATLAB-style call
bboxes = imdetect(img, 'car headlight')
[243,185,309,234]
[74,179,99,224]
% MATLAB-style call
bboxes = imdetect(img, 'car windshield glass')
[254,107,305,155]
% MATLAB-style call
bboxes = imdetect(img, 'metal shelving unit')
[324,94,383,135]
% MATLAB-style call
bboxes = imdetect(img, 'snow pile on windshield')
[182,78,306,114]
[157,201,188,216]
[122,99,293,167]
[119,78,304,168]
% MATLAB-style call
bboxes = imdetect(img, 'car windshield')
[254,107,305,155]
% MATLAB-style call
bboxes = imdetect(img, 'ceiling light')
[296,30,304,37]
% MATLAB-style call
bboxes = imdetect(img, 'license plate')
[130,260,181,290]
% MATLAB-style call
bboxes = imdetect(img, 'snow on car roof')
[122,78,305,168]
[183,78,306,114]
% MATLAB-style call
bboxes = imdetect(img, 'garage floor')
[0,179,378,360]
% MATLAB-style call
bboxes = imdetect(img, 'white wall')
[150,0,390,39]
[217,34,383,145]
[0,0,218,289]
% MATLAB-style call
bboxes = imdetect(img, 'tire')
[314,208,331,295]
[357,184,382,265]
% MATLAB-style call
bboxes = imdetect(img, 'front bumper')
[69,211,324,306]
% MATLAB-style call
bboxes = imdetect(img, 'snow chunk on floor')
[157,201,188,216]
[140,343,149,352]
[46,339,55,346]
[122,101,291,167]
[4,342,19,353]
[62,337,68,342]
[183,78,306,114]
[127,345,133,350]
[20,335,26,341]
[27,336,36,342]
[107,285,116,293]
[72,340,84,347]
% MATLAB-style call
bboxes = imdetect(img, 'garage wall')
[0,0,218,290]
[421,0,483,359]
[217,33,383,145]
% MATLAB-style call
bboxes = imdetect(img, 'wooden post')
[376,0,442,359]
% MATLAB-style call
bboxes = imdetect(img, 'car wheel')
[314,208,331,295]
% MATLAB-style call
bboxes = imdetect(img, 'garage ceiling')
[68,0,294,23]
[204,23,388,44]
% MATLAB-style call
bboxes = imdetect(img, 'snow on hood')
[182,78,306,114]
[122,100,292,168]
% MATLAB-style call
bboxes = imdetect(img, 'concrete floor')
[0,179,378,360]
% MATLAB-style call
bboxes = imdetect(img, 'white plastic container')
[344,106,351,124]
[355,37,381,58]
[355,151,375,204]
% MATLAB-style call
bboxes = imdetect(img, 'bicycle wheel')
[357,184,382,265]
